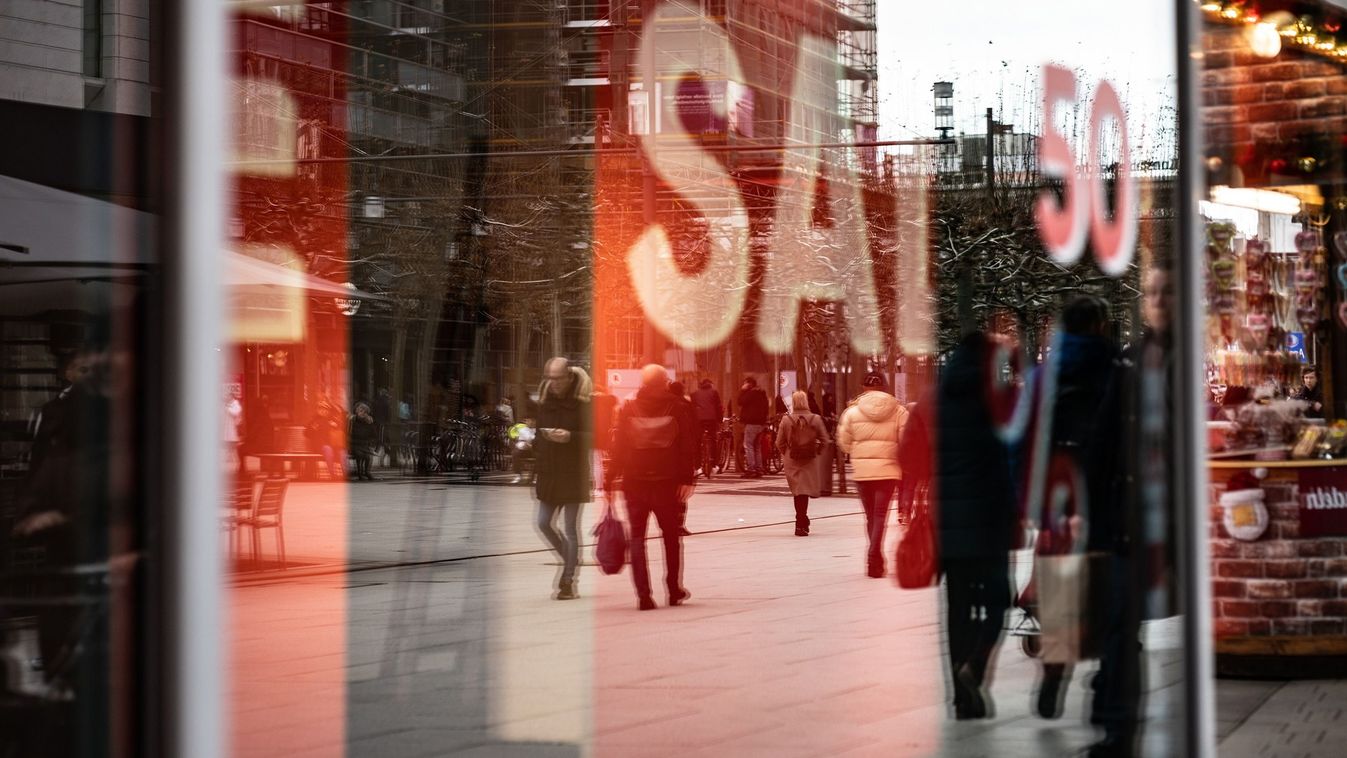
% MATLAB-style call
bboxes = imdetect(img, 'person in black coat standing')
[606,365,698,610]
[534,357,592,600]
[937,331,1017,720]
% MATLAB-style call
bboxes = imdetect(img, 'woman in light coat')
[777,390,831,536]
[836,373,909,577]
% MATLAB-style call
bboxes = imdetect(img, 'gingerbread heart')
[1296,230,1323,254]
[1297,292,1318,309]
[1339,302,1347,329]
[1296,267,1321,293]
[1336,262,1347,290]
[1208,223,1236,245]
[1246,314,1271,348]
[1214,292,1237,314]
[1299,306,1320,332]
[1212,258,1238,288]
[1245,238,1268,267]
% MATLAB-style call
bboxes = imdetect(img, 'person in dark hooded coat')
[533,357,592,600]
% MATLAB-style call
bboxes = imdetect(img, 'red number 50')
[1036,64,1137,278]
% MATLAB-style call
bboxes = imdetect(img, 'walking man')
[534,357,592,600]
[606,364,698,610]
[837,372,909,578]
[736,376,769,478]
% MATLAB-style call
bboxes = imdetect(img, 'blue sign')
[1287,331,1307,361]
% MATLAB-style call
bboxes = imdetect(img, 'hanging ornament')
[1245,237,1268,268]
[1299,156,1319,174]
[1270,157,1289,174]
[1213,257,1239,288]
[1338,301,1347,329]
[1245,312,1271,349]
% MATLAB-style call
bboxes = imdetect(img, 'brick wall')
[1211,469,1347,640]
[1202,24,1347,183]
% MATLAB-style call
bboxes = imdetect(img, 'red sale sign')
[1299,466,1347,537]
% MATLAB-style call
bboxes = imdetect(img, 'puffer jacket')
[836,390,909,481]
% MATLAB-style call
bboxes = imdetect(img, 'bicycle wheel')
[717,432,732,472]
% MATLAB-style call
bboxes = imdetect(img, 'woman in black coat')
[534,358,592,600]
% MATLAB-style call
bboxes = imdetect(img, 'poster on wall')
[1298,466,1347,537]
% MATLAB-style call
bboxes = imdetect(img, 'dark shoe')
[638,597,657,611]
[1086,735,1135,758]
[1036,664,1068,719]
[794,527,808,536]
[555,582,578,601]
[669,589,691,606]
[679,527,692,536]
[867,562,885,578]
[953,664,988,719]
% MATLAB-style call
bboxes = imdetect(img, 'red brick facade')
[1202,24,1347,184]
[1210,469,1347,642]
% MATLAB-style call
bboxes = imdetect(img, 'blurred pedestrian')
[691,378,723,478]
[350,402,377,481]
[836,372,908,578]
[606,365,698,610]
[534,357,592,600]
[1029,295,1117,719]
[669,381,695,535]
[777,390,829,536]
[937,332,1016,720]
[736,377,769,478]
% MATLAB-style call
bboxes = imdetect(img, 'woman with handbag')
[777,390,829,536]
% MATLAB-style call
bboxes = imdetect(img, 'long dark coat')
[535,374,592,505]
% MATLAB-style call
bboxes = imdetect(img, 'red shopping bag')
[896,483,939,589]
[593,495,628,575]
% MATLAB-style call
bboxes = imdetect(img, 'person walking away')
[836,372,909,577]
[777,390,829,536]
[668,382,696,535]
[373,388,392,451]
[1085,267,1175,757]
[691,379,723,478]
[534,358,592,600]
[606,364,698,610]
[736,377,769,478]
[1032,296,1117,719]
[349,402,378,480]
[936,332,1017,720]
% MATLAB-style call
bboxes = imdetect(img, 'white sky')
[876,0,1180,159]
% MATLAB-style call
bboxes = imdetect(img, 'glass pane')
[222,1,1191,756]
[0,0,161,754]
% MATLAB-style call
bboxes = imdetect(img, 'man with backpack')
[776,390,830,536]
[605,365,699,610]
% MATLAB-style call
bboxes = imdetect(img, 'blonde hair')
[791,390,810,412]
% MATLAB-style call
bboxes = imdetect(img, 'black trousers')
[793,494,810,530]
[1091,554,1143,742]
[856,479,897,566]
[943,556,1011,701]
[625,483,684,601]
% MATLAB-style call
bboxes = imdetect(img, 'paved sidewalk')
[221,474,1319,757]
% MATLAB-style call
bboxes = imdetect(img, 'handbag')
[593,495,629,575]
[896,482,939,589]
[1034,551,1109,663]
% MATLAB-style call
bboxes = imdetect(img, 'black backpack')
[622,403,680,479]
[787,413,820,461]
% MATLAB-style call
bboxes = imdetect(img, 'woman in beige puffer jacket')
[836,374,909,577]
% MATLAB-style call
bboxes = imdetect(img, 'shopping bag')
[593,496,628,575]
[1034,552,1108,663]
[896,484,939,589]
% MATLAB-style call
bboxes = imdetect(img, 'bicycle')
[699,421,719,479]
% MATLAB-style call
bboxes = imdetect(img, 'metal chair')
[223,478,262,558]
[236,478,289,567]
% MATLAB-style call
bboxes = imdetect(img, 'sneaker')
[555,583,578,601]
[794,527,808,537]
[669,589,691,606]
[638,597,657,611]
[867,560,885,578]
